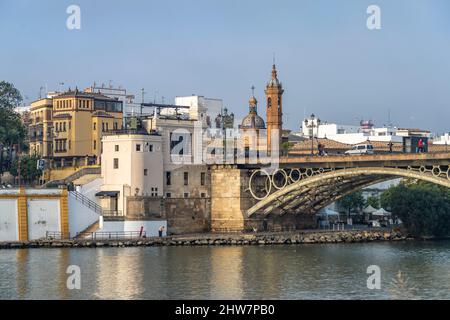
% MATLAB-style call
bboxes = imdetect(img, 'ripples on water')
[1,241,450,299]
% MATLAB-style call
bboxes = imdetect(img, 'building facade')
[28,89,124,168]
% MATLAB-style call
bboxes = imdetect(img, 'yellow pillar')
[17,188,28,241]
[60,189,70,239]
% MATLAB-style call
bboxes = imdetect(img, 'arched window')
[268,97,272,108]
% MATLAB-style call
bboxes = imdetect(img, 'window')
[201,172,206,186]
[115,145,119,152]
[144,169,148,176]
[184,172,189,185]
[136,144,141,152]
[114,122,118,130]
[166,172,171,185]
[93,140,97,150]
[113,158,119,169]
[149,144,153,152]
[63,122,66,132]
[93,122,96,130]
[201,193,206,198]
[102,122,105,132]
[166,193,171,198]
[184,193,189,198]
[268,97,272,107]
[68,140,71,150]
[106,123,109,131]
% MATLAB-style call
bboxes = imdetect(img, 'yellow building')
[29,89,123,168]
[29,98,53,157]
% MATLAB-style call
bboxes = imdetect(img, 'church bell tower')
[265,64,284,153]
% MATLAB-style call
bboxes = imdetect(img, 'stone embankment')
[0,230,410,249]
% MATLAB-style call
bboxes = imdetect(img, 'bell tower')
[265,64,284,152]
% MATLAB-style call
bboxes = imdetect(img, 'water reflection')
[209,247,244,299]
[1,241,450,299]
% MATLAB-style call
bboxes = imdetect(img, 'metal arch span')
[246,166,450,216]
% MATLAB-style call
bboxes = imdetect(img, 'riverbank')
[0,229,414,249]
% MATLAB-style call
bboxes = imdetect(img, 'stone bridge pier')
[210,165,316,232]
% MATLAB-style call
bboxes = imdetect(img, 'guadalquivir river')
[1,241,450,299]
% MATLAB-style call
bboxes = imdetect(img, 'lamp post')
[304,114,320,155]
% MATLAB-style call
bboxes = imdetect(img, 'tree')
[281,141,294,156]
[10,154,42,185]
[366,196,380,209]
[337,191,365,217]
[0,81,23,110]
[0,81,26,178]
[380,182,450,237]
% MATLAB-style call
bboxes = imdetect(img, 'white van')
[345,144,374,155]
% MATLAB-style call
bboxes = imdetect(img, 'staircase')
[41,166,101,188]
[74,220,100,240]
[69,190,103,215]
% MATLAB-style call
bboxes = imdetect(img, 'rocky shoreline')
[0,229,413,249]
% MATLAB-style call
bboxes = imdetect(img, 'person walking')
[158,225,165,237]
[418,138,424,153]
[388,141,393,153]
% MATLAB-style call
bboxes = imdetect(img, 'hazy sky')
[1,0,450,133]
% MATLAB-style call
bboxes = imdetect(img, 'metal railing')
[45,231,70,240]
[41,166,101,188]
[102,210,123,217]
[82,231,146,240]
[69,191,103,215]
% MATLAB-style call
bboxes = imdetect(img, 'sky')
[1,0,450,133]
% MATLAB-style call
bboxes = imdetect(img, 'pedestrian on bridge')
[388,141,393,153]
[418,139,424,153]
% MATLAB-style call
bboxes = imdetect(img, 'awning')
[95,191,119,197]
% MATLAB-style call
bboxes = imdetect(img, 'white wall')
[78,177,103,203]
[0,199,18,241]
[68,192,100,237]
[27,199,60,240]
[99,220,167,237]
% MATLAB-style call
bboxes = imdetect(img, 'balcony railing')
[102,210,123,216]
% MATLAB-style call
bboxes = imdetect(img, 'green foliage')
[281,141,295,156]
[337,191,365,214]
[380,182,450,237]
[9,154,42,184]
[0,81,26,176]
[366,196,380,209]
[0,81,22,110]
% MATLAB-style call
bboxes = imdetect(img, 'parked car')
[345,144,374,155]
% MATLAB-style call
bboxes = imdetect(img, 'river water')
[1,241,450,299]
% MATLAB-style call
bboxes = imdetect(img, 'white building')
[432,133,450,145]
[155,95,223,127]
[300,116,402,145]
[99,131,163,216]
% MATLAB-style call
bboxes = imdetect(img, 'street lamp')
[304,113,321,155]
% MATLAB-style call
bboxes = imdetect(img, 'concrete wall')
[0,199,18,241]
[77,177,103,203]
[99,220,167,237]
[165,197,210,234]
[68,193,100,237]
[126,196,163,218]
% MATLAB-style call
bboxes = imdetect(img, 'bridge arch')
[246,166,450,216]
